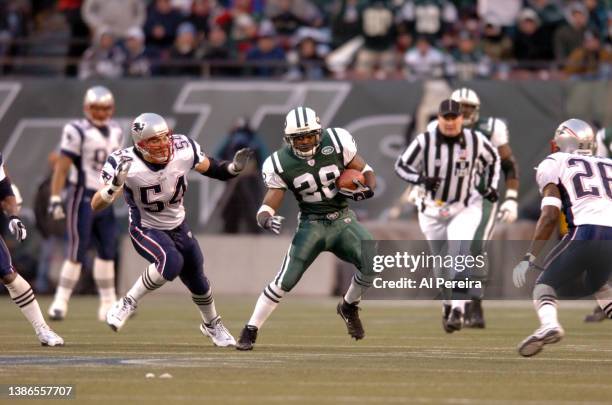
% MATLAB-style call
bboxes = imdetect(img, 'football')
[336,169,365,190]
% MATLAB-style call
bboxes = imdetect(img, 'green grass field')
[2,296,612,404]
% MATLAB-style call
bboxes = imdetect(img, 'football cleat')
[98,300,115,322]
[445,308,464,333]
[106,296,137,332]
[47,300,67,321]
[337,300,365,340]
[442,304,452,333]
[584,305,606,323]
[200,316,236,347]
[464,299,485,329]
[236,325,258,351]
[36,326,64,347]
[518,325,565,357]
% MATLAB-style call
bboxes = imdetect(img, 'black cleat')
[464,299,485,328]
[236,325,258,351]
[584,305,606,323]
[442,304,453,333]
[445,308,463,333]
[337,300,365,340]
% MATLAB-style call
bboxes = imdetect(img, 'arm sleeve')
[479,135,501,190]
[489,118,509,147]
[262,156,288,189]
[59,124,83,160]
[535,155,561,194]
[332,128,358,165]
[394,133,424,184]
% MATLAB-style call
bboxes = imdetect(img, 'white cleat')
[518,325,565,357]
[200,316,236,347]
[47,300,67,321]
[36,326,64,347]
[106,296,137,332]
[98,300,115,322]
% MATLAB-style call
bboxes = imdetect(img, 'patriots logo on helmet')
[132,122,145,132]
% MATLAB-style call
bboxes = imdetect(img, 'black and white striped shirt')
[395,128,500,206]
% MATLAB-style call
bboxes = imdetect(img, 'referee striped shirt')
[394,128,500,206]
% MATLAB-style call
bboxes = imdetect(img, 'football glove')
[48,195,65,220]
[512,253,536,288]
[481,187,499,203]
[8,215,26,242]
[498,198,518,223]
[111,158,132,189]
[230,148,253,173]
[338,179,374,201]
[263,215,284,235]
[418,175,441,193]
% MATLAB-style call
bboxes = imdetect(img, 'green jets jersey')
[262,127,358,215]
[471,117,509,148]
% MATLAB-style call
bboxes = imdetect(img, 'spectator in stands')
[59,0,89,77]
[447,30,491,80]
[161,22,201,76]
[477,0,522,31]
[330,0,361,49]
[144,0,184,52]
[245,22,286,76]
[215,0,258,56]
[404,35,451,80]
[215,117,268,234]
[554,2,590,63]
[122,27,158,77]
[397,0,457,43]
[0,0,29,74]
[82,0,146,39]
[286,35,329,80]
[525,0,565,59]
[564,29,612,79]
[78,29,125,79]
[355,0,397,78]
[187,0,216,41]
[481,18,513,64]
[200,24,235,76]
[270,0,311,36]
[584,0,609,37]
[513,8,554,70]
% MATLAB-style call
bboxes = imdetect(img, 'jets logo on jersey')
[322,146,334,155]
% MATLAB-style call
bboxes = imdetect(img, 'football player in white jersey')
[48,86,124,322]
[92,113,251,347]
[0,155,64,346]
[512,119,612,357]
[427,87,519,327]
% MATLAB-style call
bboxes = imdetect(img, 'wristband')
[505,189,518,200]
[541,196,562,209]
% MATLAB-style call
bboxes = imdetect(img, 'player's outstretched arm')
[195,148,252,180]
[257,188,286,235]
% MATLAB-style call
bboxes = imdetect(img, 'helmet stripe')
[302,107,308,127]
[294,108,301,129]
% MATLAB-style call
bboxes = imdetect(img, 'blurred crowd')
[0,0,611,80]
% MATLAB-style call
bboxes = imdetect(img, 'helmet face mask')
[84,86,114,127]
[450,87,480,126]
[553,118,595,155]
[131,113,174,164]
[284,107,322,159]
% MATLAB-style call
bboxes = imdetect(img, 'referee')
[394,99,501,333]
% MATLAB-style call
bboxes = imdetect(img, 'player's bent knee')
[160,253,184,281]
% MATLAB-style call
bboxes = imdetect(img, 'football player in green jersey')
[427,87,520,327]
[236,106,377,350]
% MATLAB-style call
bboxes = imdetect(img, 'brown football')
[336,169,365,190]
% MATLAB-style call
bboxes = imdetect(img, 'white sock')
[192,289,217,324]
[6,274,47,331]
[53,261,82,304]
[248,283,285,329]
[343,274,371,304]
[127,264,166,303]
[451,299,467,312]
[595,284,612,319]
[536,303,558,327]
[533,283,559,327]
[93,258,116,305]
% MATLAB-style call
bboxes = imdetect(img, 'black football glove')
[418,175,441,193]
[481,187,499,203]
[338,179,374,201]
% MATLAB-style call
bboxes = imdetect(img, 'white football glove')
[8,216,27,242]
[48,195,65,220]
[512,253,536,288]
[229,148,253,174]
[264,215,284,235]
[111,158,132,190]
[498,198,518,223]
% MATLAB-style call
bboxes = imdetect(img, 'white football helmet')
[450,87,480,126]
[284,107,322,159]
[84,86,114,127]
[553,118,595,155]
[131,113,174,163]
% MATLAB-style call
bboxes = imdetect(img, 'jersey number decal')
[293,165,340,202]
[140,175,187,212]
[568,158,612,199]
